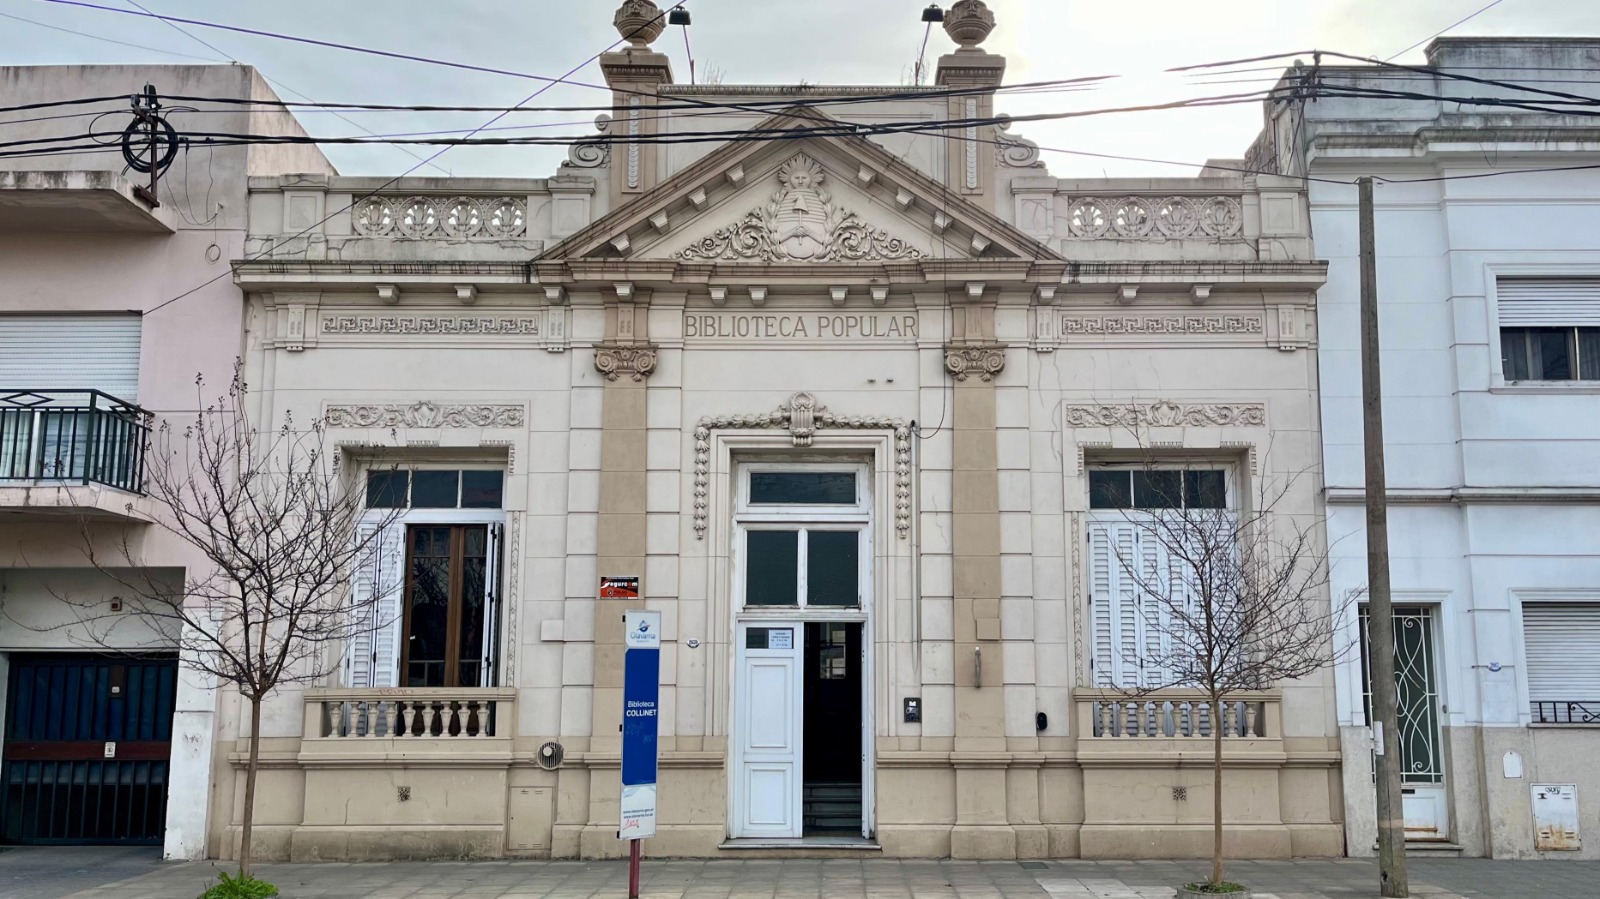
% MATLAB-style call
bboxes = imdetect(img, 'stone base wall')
[216,742,1343,862]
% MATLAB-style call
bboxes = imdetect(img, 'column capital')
[594,343,659,382]
[944,343,1007,382]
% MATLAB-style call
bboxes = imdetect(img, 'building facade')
[0,65,332,858]
[1251,38,1600,859]
[221,3,1341,861]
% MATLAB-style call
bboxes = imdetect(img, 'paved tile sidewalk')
[3,851,1591,899]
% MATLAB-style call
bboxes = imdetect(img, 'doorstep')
[719,836,882,851]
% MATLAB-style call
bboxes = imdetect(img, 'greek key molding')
[1061,314,1262,335]
[593,344,659,382]
[324,402,525,429]
[944,344,1007,381]
[1066,195,1242,240]
[351,195,526,239]
[694,392,911,539]
[1063,400,1265,428]
[322,314,541,336]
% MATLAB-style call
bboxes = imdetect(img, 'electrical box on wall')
[1531,784,1581,851]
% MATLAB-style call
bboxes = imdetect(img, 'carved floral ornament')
[352,196,526,239]
[694,393,912,538]
[1066,196,1242,240]
[1062,401,1266,429]
[324,402,525,429]
[678,154,925,263]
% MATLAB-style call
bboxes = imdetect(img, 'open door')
[731,622,803,838]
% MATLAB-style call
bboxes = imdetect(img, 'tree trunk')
[1212,693,1225,887]
[240,695,262,878]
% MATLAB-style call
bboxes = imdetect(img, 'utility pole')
[1359,176,1409,898]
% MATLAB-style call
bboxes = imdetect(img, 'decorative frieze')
[944,344,1007,381]
[593,344,659,382]
[694,392,911,538]
[322,314,541,335]
[1062,314,1262,335]
[324,402,525,429]
[352,196,527,239]
[1063,401,1266,429]
[1066,196,1243,240]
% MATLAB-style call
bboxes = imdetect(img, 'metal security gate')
[2,654,178,844]
[1361,606,1449,839]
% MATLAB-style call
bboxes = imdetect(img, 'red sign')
[600,576,640,600]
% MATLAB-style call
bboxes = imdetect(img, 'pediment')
[538,109,1061,268]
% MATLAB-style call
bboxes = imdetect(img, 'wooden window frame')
[399,523,488,688]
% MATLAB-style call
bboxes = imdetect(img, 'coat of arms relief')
[677,154,925,262]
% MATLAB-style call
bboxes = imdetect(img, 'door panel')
[2,654,177,844]
[733,624,802,838]
[1361,606,1449,840]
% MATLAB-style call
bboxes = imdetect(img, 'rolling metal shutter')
[0,315,142,400]
[1498,278,1600,327]
[1523,603,1600,702]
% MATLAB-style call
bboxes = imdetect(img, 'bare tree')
[1093,452,1344,893]
[12,368,397,879]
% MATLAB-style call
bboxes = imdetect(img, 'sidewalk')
[3,849,1594,899]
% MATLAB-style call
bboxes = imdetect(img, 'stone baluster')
[1245,702,1260,737]
[1125,701,1141,737]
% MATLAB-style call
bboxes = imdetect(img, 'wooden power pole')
[1358,176,1409,897]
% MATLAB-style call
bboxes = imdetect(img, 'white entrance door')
[732,622,803,838]
[1365,606,1450,841]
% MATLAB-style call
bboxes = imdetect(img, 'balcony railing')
[0,390,150,493]
[1077,689,1278,739]
[1533,700,1600,725]
[306,687,515,740]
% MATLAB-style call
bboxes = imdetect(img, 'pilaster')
[599,49,674,204]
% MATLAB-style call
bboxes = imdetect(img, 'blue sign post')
[620,610,660,897]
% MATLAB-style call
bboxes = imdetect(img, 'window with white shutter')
[0,314,142,399]
[1086,465,1230,689]
[346,517,406,689]
[1497,278,1600,381]
[1523,602,1600,724]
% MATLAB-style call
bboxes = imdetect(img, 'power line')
[1384,0,1511,62]
[136,2,685,318]
[0,8,223,61]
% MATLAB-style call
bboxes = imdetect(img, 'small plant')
[199,871,279,899]
[1184,883,1248,895]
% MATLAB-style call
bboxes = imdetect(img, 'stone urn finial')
[943,0,996,50]
[613,0,667,49]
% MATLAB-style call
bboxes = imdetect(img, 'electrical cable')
[1384,0,1511,62]
[0,8,223,61]
[134,2,688,319]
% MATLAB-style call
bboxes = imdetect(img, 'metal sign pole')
[620,610,661,899]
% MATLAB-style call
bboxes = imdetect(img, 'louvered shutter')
[0,315,142,399]
[1523,603,1600,704]
[1498,279,1600,327]
[346,518,406,688]
[479,523,504,687]
[1089,515,1216,688]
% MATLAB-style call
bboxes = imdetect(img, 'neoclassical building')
[225,1,1339,860]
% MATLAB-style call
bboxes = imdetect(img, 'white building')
[221,1,1342,861]
[1251,37,1600,859]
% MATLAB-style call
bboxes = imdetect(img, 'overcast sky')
[4,0,1599,178]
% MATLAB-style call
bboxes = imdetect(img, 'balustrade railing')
[1532,700,1600,725]
[0,390,150,493]
[307,688,515,739]
[1080,692,1274,739]
[351,195,527,239]
[1065,194,1245,241]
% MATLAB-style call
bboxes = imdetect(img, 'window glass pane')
[1531,327,1573,380]
[405,527,453,687]
[1088,471,1131,509]
[1501,328,1530,380]
[749,471,857,505]
[411,470,460,508]
[366,470,408,508]
[1184,470,1228,509]
[1580,328,1600,381]
[457,526,488,687]
[745,530,799,605]
[807,530,860,607]
[1133,470,1182,508]
[461,470,504,508]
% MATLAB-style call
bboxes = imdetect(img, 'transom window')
[1088,467,1228,510]
[737,462,869,610]
[367,468,504,509]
